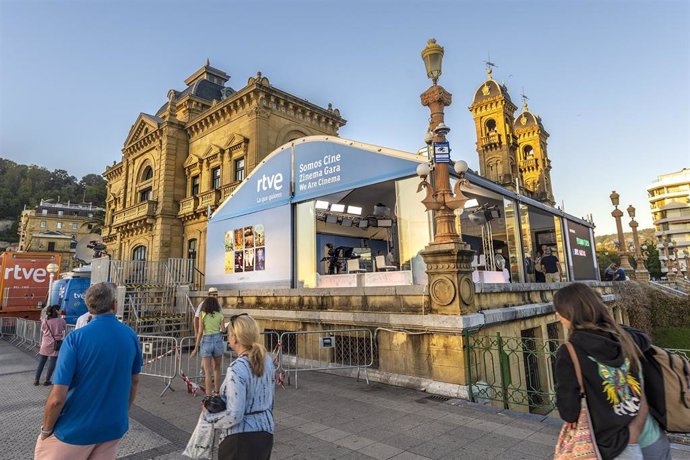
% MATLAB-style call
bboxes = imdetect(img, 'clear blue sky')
[1,0,687,235]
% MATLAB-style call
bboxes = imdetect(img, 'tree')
[79,174,107,205]
[642,240,662,279]
[0,158,108,243]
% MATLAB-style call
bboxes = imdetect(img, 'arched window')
[187,239,197,262]
[141,166,153,181]
[485,119,497,133]
[132,245,147,261]
[523,145,534,160]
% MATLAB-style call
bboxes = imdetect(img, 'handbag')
[183,413,215,459]
[46,321,63,352]
[554,342,602,460]
[202,395,226,413]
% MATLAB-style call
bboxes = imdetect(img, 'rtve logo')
[3,265,48,283]
[256,173,283,193]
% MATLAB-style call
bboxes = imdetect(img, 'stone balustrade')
[112,200,157,226]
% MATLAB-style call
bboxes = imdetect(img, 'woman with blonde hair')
[203,313,274,460]
[554,283,670,459]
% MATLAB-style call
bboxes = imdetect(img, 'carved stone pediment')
[200,144,223,162]
[124,113,161,148]
[223,133,249,151]
[183,152,203,169]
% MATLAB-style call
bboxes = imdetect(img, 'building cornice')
[186,75,346,140]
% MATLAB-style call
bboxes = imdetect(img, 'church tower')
[468,67,520,190]
[514,100,555,206]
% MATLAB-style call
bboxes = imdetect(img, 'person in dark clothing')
[554,283,670,460]
[322,243,336,274]
[541,249,560,282]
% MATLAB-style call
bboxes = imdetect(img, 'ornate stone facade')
[102,62,346,271]
[468,68,555,205]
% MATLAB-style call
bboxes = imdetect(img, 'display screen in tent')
[206,204,292,289]
[566,220,597,280]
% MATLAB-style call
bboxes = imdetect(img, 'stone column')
[421,242,476,315]
[628,218,649,282]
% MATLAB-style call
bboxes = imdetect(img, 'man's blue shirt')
[52,313,142,445]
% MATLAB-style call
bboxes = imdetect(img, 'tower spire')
[484,52,496,79]
[521,88,529,110]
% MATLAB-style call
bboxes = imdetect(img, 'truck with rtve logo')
[0,251,61,319]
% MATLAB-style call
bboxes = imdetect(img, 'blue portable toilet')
[49,266,91,325]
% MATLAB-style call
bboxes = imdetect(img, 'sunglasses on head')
[230,313,248,327]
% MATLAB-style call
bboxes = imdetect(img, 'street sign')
[433,142,450,163]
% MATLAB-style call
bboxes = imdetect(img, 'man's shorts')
[200,333,224,358]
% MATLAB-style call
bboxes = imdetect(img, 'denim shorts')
[200,333,224,358]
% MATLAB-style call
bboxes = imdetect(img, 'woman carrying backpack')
[554,283,671,459]
[191,295,225,395]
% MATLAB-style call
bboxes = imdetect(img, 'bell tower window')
[523,145,534,160]
[485,119,497,133]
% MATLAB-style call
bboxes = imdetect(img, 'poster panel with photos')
[207,205,290,289]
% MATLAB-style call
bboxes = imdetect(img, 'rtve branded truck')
[0,251,61,319]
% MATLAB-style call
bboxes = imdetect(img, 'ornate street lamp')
[46,263,59,305]
[416,39,476,315]
[417,39,470,244]
[609,191,633,274]
[626,204,649,281]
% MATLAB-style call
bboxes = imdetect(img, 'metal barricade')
[64,324,76,337]
[18,319,33,349]
[278,329,374,388]
[177,335,230,394]
[25,321,39,351]
[0,317,17,341]
[11,318,26,345]
[32,320,43,352]
[139,335,179,397]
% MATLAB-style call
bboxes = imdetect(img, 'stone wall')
[189,281,620,396]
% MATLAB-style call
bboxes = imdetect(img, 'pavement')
[3,340,689,460]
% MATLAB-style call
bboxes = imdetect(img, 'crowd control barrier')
[2,318,375,397]
[139,335,180,397]
[277,329,374,389]
[0,317,17,340]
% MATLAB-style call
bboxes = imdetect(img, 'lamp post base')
[421,242,476,315]
[629,268,650,283]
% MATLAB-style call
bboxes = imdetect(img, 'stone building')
[647,167,690,274]
[101,61,346,271]
[469,68,555,206]
[17,200,103,270]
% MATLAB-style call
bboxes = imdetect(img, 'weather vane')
[521,87,529,107]
[484,52,497,74]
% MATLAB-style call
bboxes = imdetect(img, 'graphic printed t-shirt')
[52,313,142,445]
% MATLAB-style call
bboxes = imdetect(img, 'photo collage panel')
[225,224,266,273]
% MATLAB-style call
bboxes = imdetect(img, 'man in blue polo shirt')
[35,282,142,459]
